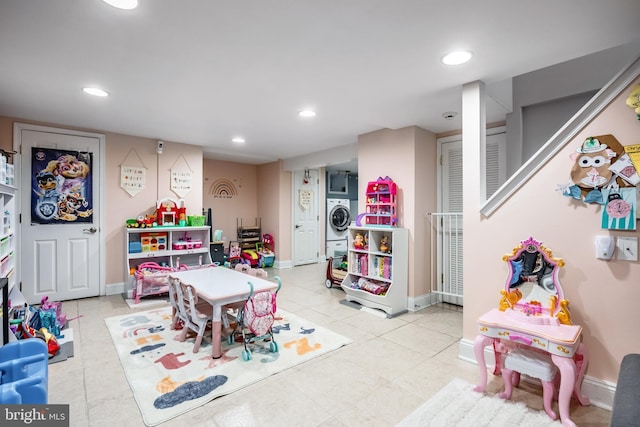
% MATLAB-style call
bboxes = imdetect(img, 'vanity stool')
[500,347,558,420]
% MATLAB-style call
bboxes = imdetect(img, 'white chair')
[248,268,268,279]
[175,283,213,353]
[167,278,183,330]
[235,263,250,274]
[499,347,558,421]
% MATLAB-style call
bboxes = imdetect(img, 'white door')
[436,127,506,305]
[15,124,103,304]
[292,169,320,266]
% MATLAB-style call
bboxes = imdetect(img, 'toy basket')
[187,215,206,226]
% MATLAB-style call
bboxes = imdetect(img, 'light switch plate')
[616,237,638,261]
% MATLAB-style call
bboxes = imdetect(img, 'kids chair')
[167,278,188,331]
[235,263,250,274]
[248,268,268,279]
[175,283,213,353]
[499,347,558,420]
[0,338,49,404]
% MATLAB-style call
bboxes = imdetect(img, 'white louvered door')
[435,128,506,305]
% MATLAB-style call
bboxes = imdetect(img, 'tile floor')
[48,263,611,426]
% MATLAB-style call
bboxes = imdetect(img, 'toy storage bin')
[0,338,48,404]
[140,232,168,252]
[187,215,206,226]
[259,253,275,267]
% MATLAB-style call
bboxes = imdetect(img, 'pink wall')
[106,134,203,285]
[202,159,258,246]
[463,77,640,382]
[358,126,438,297]
[0,117,204,287]
[257,160,292,260]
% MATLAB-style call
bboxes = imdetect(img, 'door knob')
[295,224,301,229]
[83,227,97,234]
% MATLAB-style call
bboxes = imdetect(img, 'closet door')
[436,128,506,305]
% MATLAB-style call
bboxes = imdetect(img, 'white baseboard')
[106,282,126,296]
[274,259,293,269]
[457,338,615,411]
[407,293,441,311]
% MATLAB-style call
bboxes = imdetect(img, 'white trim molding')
[481,55,640,217]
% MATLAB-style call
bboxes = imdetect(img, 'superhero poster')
[31,148,93,224]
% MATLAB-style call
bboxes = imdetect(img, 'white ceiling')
[1,1,639,166]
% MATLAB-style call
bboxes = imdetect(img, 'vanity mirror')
[499,236,572,324]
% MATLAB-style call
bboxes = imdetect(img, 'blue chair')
[0,338,48,404]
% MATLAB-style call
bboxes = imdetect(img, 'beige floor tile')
[42,262,611,426]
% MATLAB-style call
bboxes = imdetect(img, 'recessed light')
[441,50,473,66]
[102,0,138,10]
[298,110,316,118]
[82,87,109,97]
[232,137,245,144]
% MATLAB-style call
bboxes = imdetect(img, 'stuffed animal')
[379,236,390,253]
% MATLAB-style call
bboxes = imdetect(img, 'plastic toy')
[353,233,365,249]
[156,197,186,226]
[241,249,260,267]
[325,256,347,288]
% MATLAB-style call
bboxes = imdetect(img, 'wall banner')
[32,148,93,224]
[299,189,312,210]
[171,169,192,198]
[121,165,146,197]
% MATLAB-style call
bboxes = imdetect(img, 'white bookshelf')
[340,226,408,317]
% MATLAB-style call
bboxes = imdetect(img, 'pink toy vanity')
[473,236,590,427]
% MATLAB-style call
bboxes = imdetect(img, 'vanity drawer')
[478,326,549,352]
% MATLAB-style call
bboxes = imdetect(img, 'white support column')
[462,81,487,208]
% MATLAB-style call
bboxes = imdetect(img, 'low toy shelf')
[340,226,408,316]
[124,226,212,301]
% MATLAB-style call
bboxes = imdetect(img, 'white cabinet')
[0,182,19,346]
[124,226,213,296]
[340,226,408,317]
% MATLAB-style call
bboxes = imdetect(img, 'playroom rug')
[395,378,562,427]
[105,306,352,426]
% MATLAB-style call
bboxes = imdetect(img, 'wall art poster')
[32,148,93,224]
[121,165,146,197]
[601,187,636,230]
[171,169,192,198]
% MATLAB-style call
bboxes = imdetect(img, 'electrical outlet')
[616,237,638,262]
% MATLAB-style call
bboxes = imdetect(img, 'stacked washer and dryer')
[326,198,351,259]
